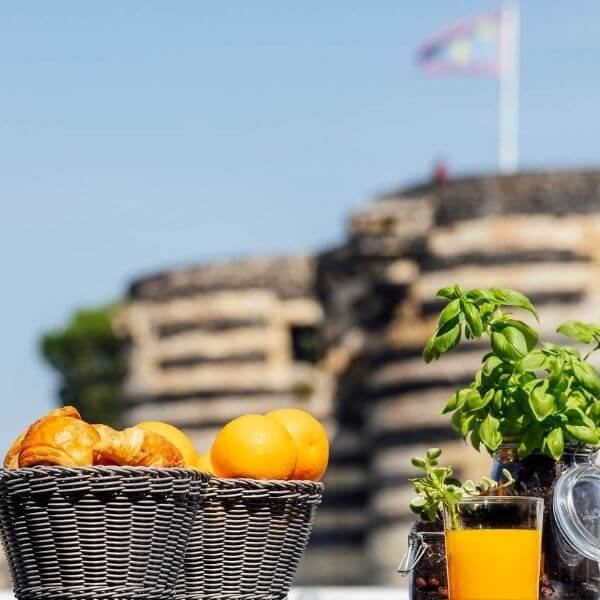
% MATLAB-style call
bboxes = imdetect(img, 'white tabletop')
[0,589,407,599]
[291,589,406,599]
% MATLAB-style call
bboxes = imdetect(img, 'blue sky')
[2,1,600,448]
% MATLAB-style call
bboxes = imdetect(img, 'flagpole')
[498,1,520,174]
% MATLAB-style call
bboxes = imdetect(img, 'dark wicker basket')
[176,477,324,600]
[0,466,208,600]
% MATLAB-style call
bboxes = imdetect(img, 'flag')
[418,8,503,77]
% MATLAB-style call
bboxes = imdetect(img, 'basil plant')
[424,285,600,460]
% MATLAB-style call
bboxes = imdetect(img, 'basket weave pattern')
[0,466,207,600]
[177,478,323,600]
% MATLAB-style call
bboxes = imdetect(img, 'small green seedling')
[409,448,514,525]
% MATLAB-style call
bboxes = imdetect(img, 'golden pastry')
[4,432,25,469]
[4,406,183,469]
[51,406,81,420]
[93,424,184,468]
[4,406,84,468]
[18,414,100,468]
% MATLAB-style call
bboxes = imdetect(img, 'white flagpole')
[498,2,520,174]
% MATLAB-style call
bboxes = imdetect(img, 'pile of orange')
[135,408,329,482]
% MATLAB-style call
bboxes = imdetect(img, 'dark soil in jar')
[410,521,448,600]
[492,448,600,600]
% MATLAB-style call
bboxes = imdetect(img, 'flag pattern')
[418,9,503,77]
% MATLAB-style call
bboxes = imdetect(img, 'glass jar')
[399,529,448,600]
[492,443,600,600]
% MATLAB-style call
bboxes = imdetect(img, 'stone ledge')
[130,255,316,300]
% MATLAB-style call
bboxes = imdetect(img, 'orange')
[266,408,329,480]
[135,421,198,468]
[211,414,297,480]
[195,451,214,475]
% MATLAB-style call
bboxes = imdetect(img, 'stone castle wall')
[117,256,333,453]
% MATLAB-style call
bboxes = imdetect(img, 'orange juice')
[445,529,541,600]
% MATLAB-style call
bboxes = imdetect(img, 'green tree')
[40,305,127,426]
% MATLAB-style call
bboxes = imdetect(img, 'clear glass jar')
[492,443,600,600]
[399,529,448,600]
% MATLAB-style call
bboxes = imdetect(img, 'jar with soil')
[399,522,448,600]
[491,443,600,600]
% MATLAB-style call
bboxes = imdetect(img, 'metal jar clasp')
[397,534,428,577]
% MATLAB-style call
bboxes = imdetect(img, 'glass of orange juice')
[444,496,543,600]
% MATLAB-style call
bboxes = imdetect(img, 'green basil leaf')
[565,424,600,445]
[572,361,600,395]
[566,391,588,412]
[466,289,496,303]
[557,320,600,345]
[518,423,545,458]
[436,286,457,300]
[541,342,559,356]
[479,414,502,451]
[451,409,464,433]
[549,358,565,388]
[498,372,511,387]
[442,391,460,414]
[443,388,477,414]
[504,327,529,356]
[504,319,540,351]
[558,345,581,359]
[491,329,526,361]
[529,383,555,422]
[433,322,461,357]
[470,424,482,452]
[466,389,494,412]
[474,369,485,388]
[521,378,540,395]
[543,427,564,460]
[423,335,436,363]
[482,355,503,376]
[463,301,484,338]
[519,371,537,386]
[564,407,594,427]
[438,298,462,326]
[517,350,548,372]
[490,288,539,319]
[589,401,600,423]
[503,400,528,435]
[492,389,504,411]
[491,331,514,361]
[458,413,476,437]
[478,301,497,322]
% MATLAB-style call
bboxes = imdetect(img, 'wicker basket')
[0,466,208,600]
[177,477,323,600]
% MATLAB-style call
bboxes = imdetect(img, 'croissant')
[49,406,82,420]
[18,413,100,468]
[93,424,184,468]
[4,406,84,468]
[4,432,25,469]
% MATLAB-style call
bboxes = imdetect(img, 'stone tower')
[117,256,333,454]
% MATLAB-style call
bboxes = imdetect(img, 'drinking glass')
[443,496,543,600]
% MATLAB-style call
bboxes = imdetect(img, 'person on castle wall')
[433,157,449,184]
